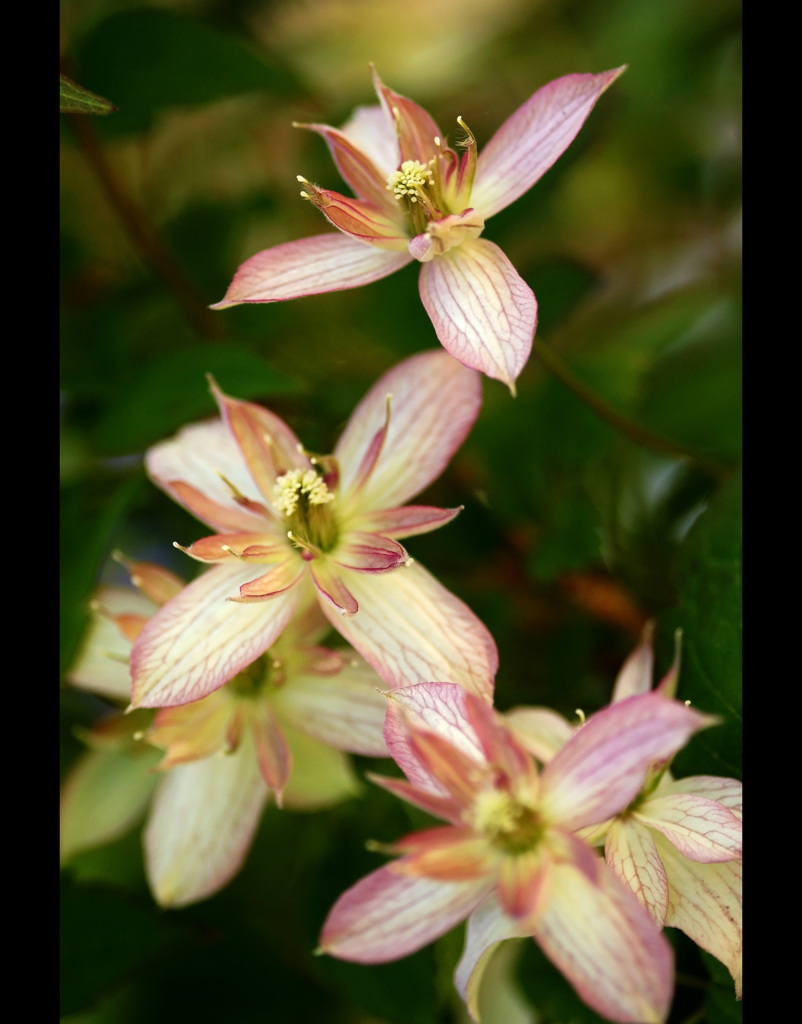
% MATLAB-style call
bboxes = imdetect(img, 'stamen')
[386,160,434,204]
[273,468,335,518]
[575,708,586,725]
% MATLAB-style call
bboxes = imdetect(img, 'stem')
[67,113,227,341]
[530,338,733,480]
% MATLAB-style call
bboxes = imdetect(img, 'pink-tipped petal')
[611,621,655,701]
[296,120,399,212]
[383,681,485,793]
[130,564,310,708]
[455,893,532,1023]
[371,68,444,165]
[299,186,407,248]
[534,859,672,1024]
[659,775,742,816]
[540,693,715,831]
[146,421,266,533]
[393,826,495,880]
[319,863,492,963]
[209,380,310,501]
[350,504,463,539]
[471,68,627,219]
[211,234,412,307]
[368,772,464,825]
[235,559,307,601]
[335,350,482,513]
[418,239,536,391]
[634,794,742,863]
[605,818,670,926]
[270,654,388,756]
[310,561,359,616]
[249,701,291,804]
[335,532,409,572]
[655,834,742,998]
[144,739,267,908]
[320,562,497,700]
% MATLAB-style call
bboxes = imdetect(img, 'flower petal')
[249,700,291,804]
[418,239,536,392]
[605,818,670,926]
[297,184,407,248]
[144,738,267,908]
[270,653,388,756]
[455,894,532,1024]
[335,349,482,513]
[658,775,742,816]
[611,622,655,701]
[130,564,311,707]
[502,706,575,763]
[471,68,627,219]
[534,858,673,1024]
[319,561,497,700]
[310,560,359,616]
[335,532,409,572]
[371,68,444,165]
[635,793,742,862]
[540,693,715,830]
[383,681,485,793]
[279,722,361,810]
[211,233,412,307]
[655,833,742,997]
[349,504,462,539]
[295,119,399,212]
[318,863,492,963]
[393,826,495,880]
[338,103,400,179]
[146,420,266,533]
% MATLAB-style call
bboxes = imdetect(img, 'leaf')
[60,73,116,115]
[74,9,301,135]
[661,470,742,779]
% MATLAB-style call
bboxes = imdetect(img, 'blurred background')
[60,1,742,1021]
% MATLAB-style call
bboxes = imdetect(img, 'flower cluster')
[62,66,741,1024]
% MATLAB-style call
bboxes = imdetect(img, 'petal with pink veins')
[249,700,291,804]
[235,558,307,601]
[130,564,312,708]
[334,532,409,572]
[654,833,742,997]
[540,693,715,831]
[320,563,497,700]
[418,239,536,392]
[471,68,627,220]
[605,818,670,925]
[310,560,359,616]
[144,736,267,908]
[337,104,400,179]
[371,69,444,165]
[383,681,485,792]
[295,120,400,212]
[269,654,388,756]
[634,793,742,862]
[534,858,673,1024]
[335,350,482,514]
[146,421,266,533]
[349,504,463,539]
[658,775,742,816]
[210,234,413,307]
[319,864,493,963]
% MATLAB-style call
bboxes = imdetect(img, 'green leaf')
[60,73,116,115]
[74,9,301,135]
[662,469,742,778]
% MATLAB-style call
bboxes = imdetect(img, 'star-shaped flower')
[212,66,626,392]
[319,681,715,1023]
[62,558,390,907]
[130,350,497,709]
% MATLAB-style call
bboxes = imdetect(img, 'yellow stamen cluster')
[386,160,434,203]
[273,469,335,518]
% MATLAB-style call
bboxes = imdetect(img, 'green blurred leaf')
[700,951,742,1024]
[93,345,303,455]
[662,469,742,778]
[74,9,300,135]
[60,73,116,115]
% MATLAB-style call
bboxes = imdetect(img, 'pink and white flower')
[319,681,716,1023]
[63,559,390,907]
[584,627,743,998]
[130,351,497,709]
[212,67,626,392]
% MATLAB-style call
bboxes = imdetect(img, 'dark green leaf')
[60,73,116,115]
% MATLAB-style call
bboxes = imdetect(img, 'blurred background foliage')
[60,1,741,1021]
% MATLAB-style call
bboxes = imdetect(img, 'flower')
[212,66,626,392]
[319,681,716,1023]
[62,558,390,907]
[130,350,497,710]
[583,626,743,998]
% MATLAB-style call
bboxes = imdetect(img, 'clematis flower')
[581,626,743,998]
[319,681,716,1023]
[130,350,497,710]
[212,66,626,392]
[62,558,389,907]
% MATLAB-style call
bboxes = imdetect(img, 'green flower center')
[472,790,545,855]
[273,468,339,555]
